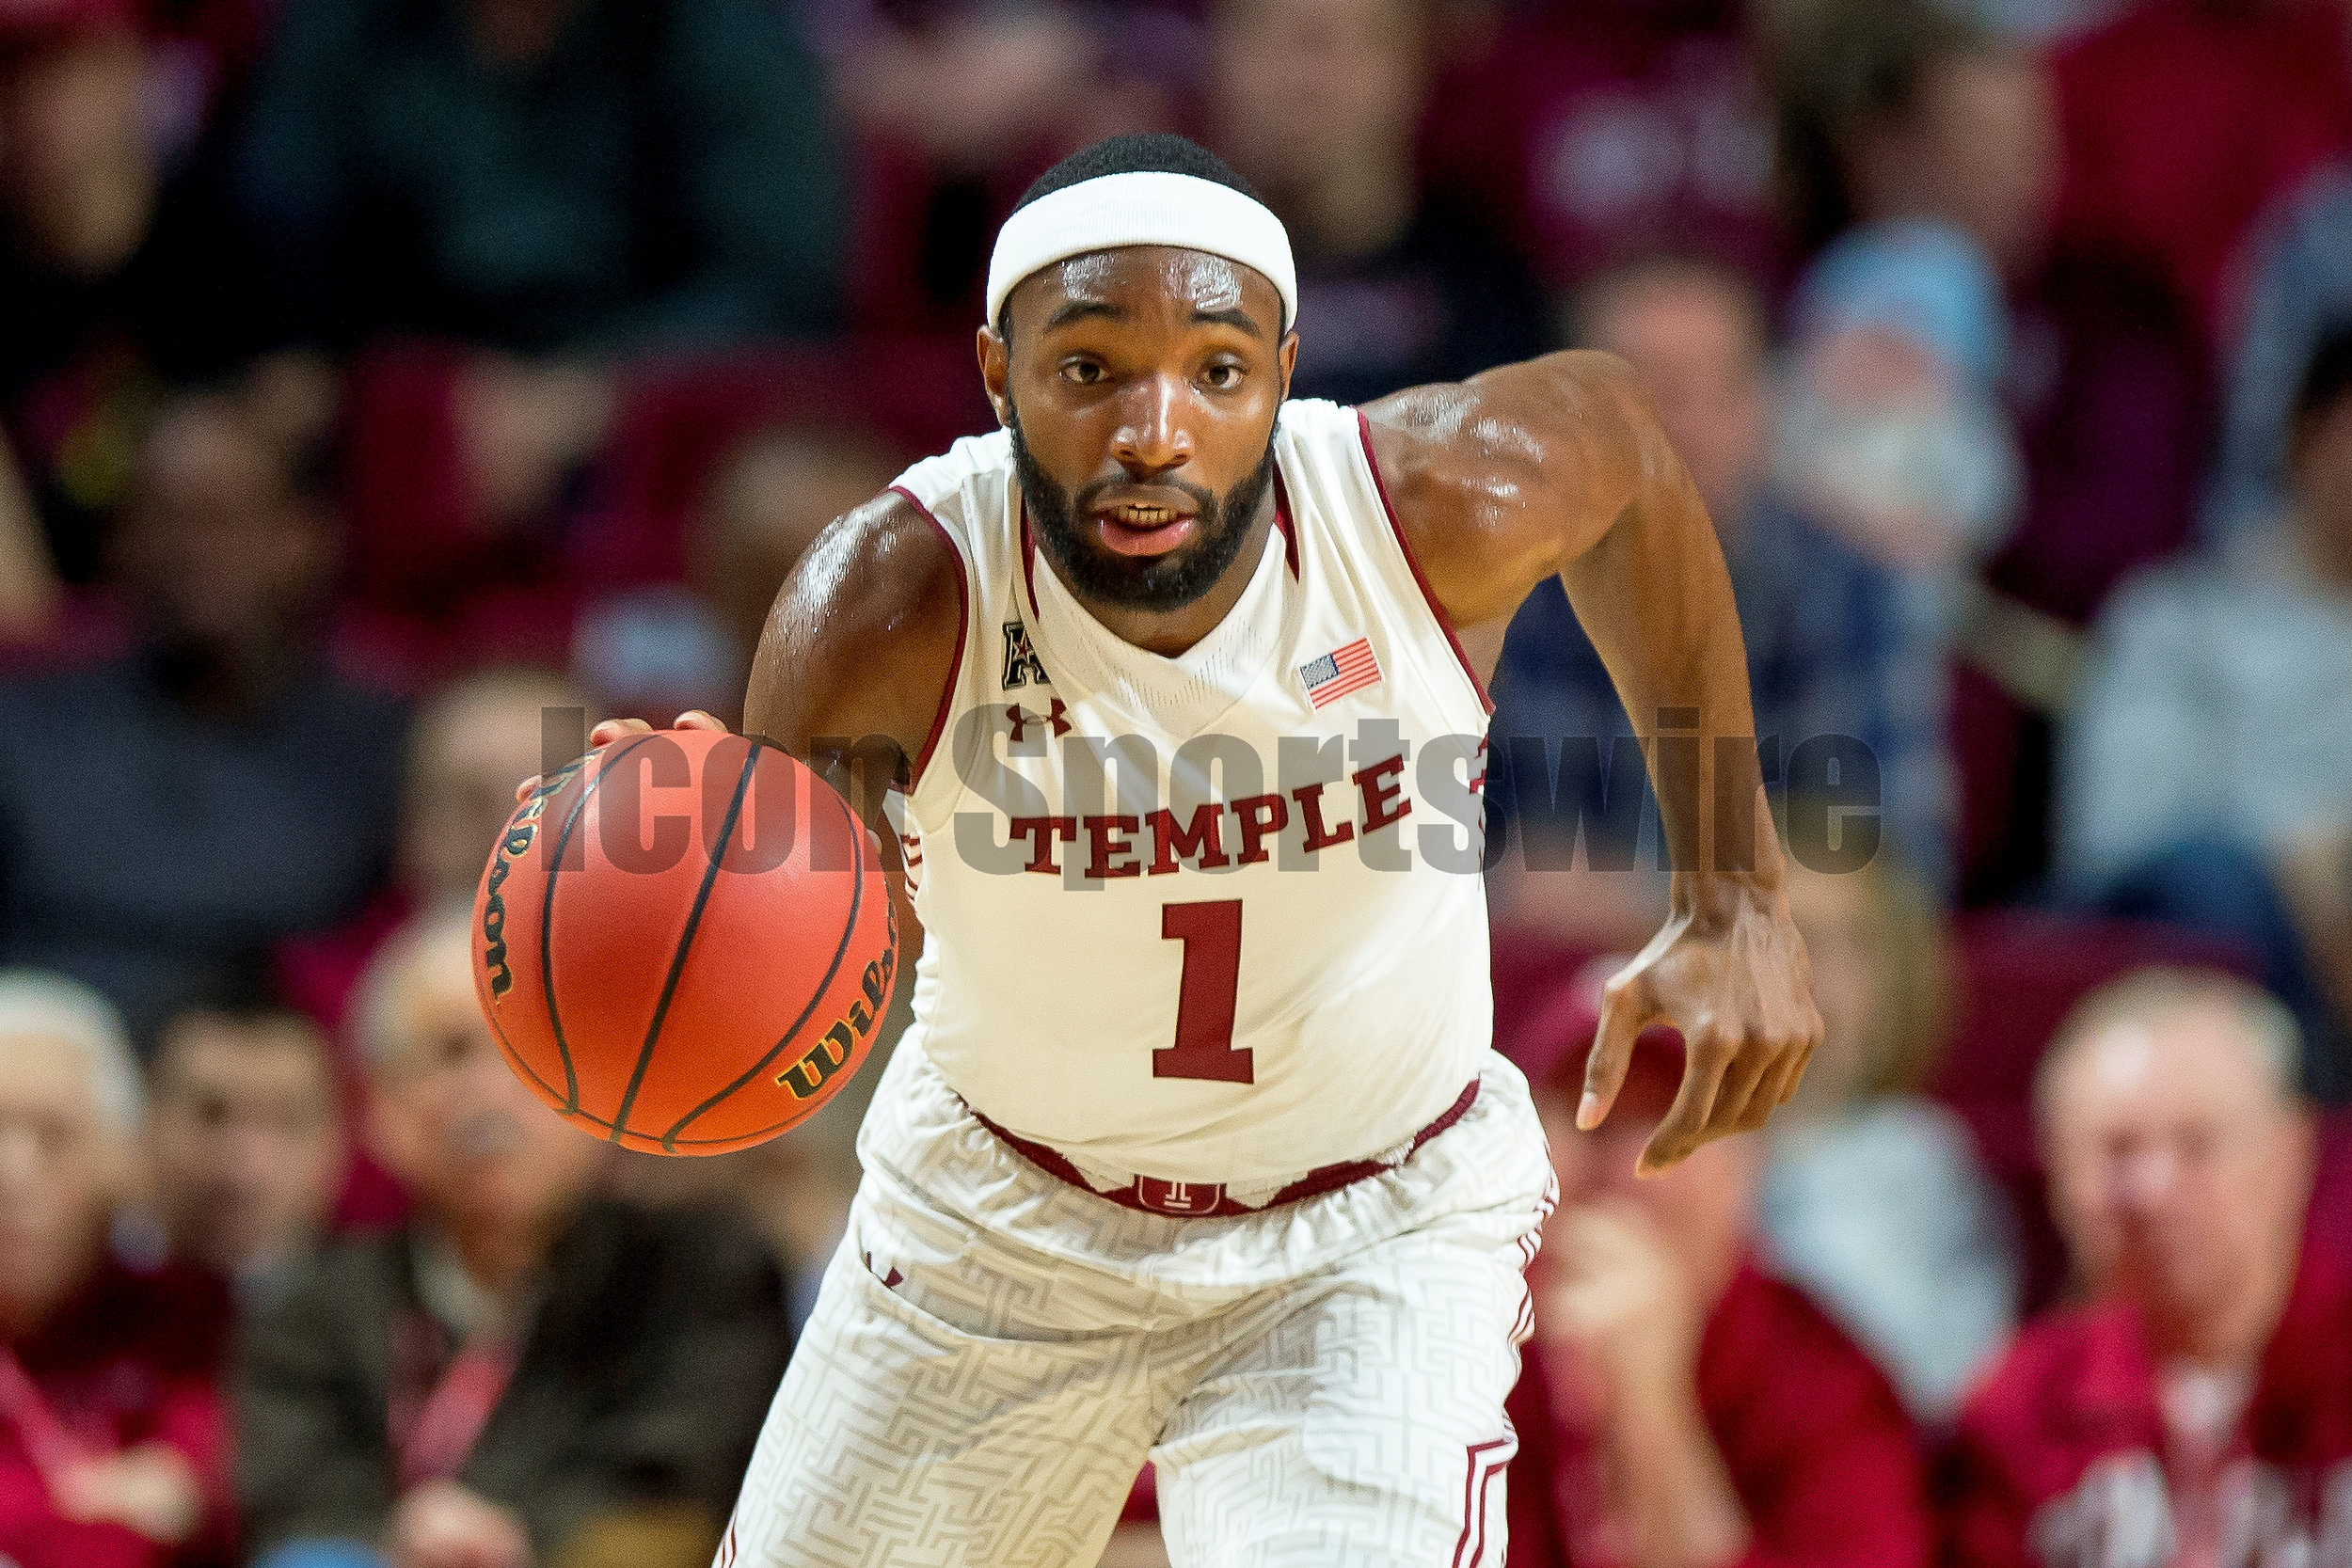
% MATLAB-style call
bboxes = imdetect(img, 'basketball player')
[550,135,1822,1565]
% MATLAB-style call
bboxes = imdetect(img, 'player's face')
[982,245,1300,615]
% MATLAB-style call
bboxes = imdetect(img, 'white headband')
[987,170,1298,335]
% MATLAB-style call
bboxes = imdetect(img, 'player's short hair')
[2033,967,2305,1130]
[997,135,1270,339]
[0,970,142,1135]
[1013,134,1265,217]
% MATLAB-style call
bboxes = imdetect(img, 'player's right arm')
[739,491,964,829]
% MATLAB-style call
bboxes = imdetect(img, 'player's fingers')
[1580,968,1657,1131]
[1638,1025,1732,1177]
[588,716,655,748]
[513,774,541,805]
[1774,1034,1819,1110]
[1747,1048,1804,1127]
[674,709,730,733]
[1711,1040,1781,1135]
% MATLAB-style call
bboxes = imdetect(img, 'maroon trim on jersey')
[966,1078,1481,1220]
[1354,408,1496,717]
[1272,471,1298,578]
[890,484,967,784]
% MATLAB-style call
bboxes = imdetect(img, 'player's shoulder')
[1359,351,1642,471]
[745,457,975,761]
[888,427,1015,532]
[1341,356,1623,626]
[790,485,967,650]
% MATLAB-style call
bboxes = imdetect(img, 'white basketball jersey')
[881,399,1495,1186]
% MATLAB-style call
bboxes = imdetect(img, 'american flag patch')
[1299,637,1382,709]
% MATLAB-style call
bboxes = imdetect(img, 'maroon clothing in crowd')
[2055,0,2352,342]
[0,1259,231,1568]
[1421,0,1782,296]
[1946,1248,2352,1568]
[1506,1260,1931,1568]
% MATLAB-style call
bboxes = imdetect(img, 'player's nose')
[1111,372,1195,476]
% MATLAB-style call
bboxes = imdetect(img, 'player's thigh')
[722,1223,1160,1567]
[1152,1226,1529,1568]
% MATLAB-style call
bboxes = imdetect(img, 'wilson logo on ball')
[481,755,586,999]
[781,901,898,1100]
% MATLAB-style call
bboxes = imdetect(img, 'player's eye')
[1059,358,1107,387]
[1201,361,1245,391]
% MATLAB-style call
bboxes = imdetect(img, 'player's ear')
[978,325,1012,428]
[1278,329,1300,399]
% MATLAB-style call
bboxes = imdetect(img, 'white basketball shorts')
[717,1040,1556,1567]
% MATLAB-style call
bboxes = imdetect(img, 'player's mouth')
[1091,493,1200,558]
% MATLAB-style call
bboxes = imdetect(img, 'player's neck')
[1071,484,1279,659]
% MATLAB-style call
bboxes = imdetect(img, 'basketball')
[470,727,896,1155]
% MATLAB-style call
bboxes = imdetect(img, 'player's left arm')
[1363,350,1823,1174]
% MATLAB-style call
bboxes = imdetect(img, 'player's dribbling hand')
[1578,880,1822,1177]
[511,710,730,805]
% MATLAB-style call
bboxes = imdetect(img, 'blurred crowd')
[0,0,2348,1563]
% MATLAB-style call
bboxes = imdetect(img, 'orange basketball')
[470,727,896,1155]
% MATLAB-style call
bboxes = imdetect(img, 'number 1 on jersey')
[1157,900,1250,1084]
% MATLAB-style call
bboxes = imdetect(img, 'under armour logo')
[1006,700,1072,744]
[1136,1178,1225,1215]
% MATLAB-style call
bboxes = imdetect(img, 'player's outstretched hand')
[1578,879,1822,1177]
[511,710,730,804]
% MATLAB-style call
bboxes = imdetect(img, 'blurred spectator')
[1963,0,2134,45]
[576,424,898,725]
[2053,0,2352,346]
[397,668,582,912]
[1489,254,1955,895]
[2212,167,2352,542]
[138,1000,346,1307]
[0,0,263,590]
[236,904,789,1568]
[2058,325,2352,1098]
[0,393,406,1047]
[0,970,231,1568]
[1756,852,2016,1425]
[1778,222,2024,603]
[817,1,1192,333]
[1500,981,1932,1568]
[1421,0,1780,297]
[1765,0,2049,591]
[238,0,844,356]
[1767,0,2058,278]
[277,664,586,1039]
[1199,0,1546,405]
[1944,970,2352,1568]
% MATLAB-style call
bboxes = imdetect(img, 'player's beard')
[1009,403,1278,614]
